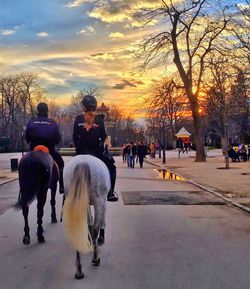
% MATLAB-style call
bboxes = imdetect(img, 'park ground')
[1,149,249,212]
[0,150,250,288]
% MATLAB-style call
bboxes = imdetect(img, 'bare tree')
[20,73,45,118]
[229,69,250,143]
[68,86,102,117]
[204,58,247,168]
[0,73,46,151]
[136,0,236,161]
[0,75,23,150]
[144,78,188,145]
[233,0,250,57]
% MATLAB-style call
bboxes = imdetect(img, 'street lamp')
[158,121,162,159]
[225,122,229,169]
[161,112,167,164]
[62,131,65,148]
[112,123,117,147]
[21,125,26,156]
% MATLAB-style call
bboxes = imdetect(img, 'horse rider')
[25,102,64,194]
[73,94,118,202]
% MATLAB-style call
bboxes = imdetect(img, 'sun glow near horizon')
[0,0,167,119]
[0,0,245,119]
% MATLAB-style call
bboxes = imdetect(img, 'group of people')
[176,139,191,153]
[122,142,150,168]
[228,144,250,162]
[25,95,119,202]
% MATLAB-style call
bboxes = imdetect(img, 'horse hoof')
[98,236,105,246]
[51,217,58,223]
[92,258,100,266]
[38,236,45,243]
[75,272,84,279]
[23,236,30,245]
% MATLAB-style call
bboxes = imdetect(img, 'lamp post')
[225,122,229,169]
[158,121,162,159]
[21,125,26,156]
[62,131,65,148]
[112,123,117,147]
[161,112,167,164]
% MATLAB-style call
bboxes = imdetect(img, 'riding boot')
[107,167,118,202]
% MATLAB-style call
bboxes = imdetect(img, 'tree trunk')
[193,124,206,162]
[190,97,206,162]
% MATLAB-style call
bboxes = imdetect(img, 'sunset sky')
[0,0,242,117]
[0,0,166,116]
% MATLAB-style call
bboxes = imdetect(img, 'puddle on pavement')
[154,169,186,181]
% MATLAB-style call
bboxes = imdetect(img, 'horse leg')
[91,203,101,266]
[37,192,47,243]
[59,194,65,222]
[22,205,30,245]
[98,229,105,246]
[75,250,84,279]
[88,205,93,239]
[50,186,57,223]
[91,225,100,266]
[98,200,107,246]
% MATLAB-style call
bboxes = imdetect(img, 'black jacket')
[137,145,147,157]
[73,114,107,156]
[127,145,137,156]
[26,116,61,151]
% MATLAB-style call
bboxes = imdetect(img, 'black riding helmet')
[37,102,48,116]
[81,95,97,112]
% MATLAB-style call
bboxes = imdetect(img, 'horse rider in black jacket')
[25,102,64,194]
[73,95,118,202]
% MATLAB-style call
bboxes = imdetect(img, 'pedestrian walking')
[183,140,189,153]
[122,144,127,163]
[149,142,156,158]
[127,142,137,168]
[137,141,147,168]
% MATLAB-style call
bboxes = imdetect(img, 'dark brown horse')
[15,147,59,244]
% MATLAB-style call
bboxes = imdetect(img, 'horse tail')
[63,163,93,253]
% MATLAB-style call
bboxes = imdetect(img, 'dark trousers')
[98,155,117,194]
[128,156,135,168]
[138,156,144,168]
[49,149,64,189]
[108,164,116,193]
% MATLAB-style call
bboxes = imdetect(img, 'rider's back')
[26,116,61,151]
[73,114,107,156]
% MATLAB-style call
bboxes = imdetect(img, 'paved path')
[1,158,250,289]
[0,152,22,170]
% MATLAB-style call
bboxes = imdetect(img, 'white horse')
[63,155,111,279]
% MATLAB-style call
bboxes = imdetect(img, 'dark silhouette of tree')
[136,0,235,161]
[0,73,45,151]
[144,78,188,144]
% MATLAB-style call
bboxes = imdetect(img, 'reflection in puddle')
[154,169,186,181]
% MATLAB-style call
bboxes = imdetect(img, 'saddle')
[33,145,49,154]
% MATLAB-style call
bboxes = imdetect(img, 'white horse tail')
[63,163,93,253]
